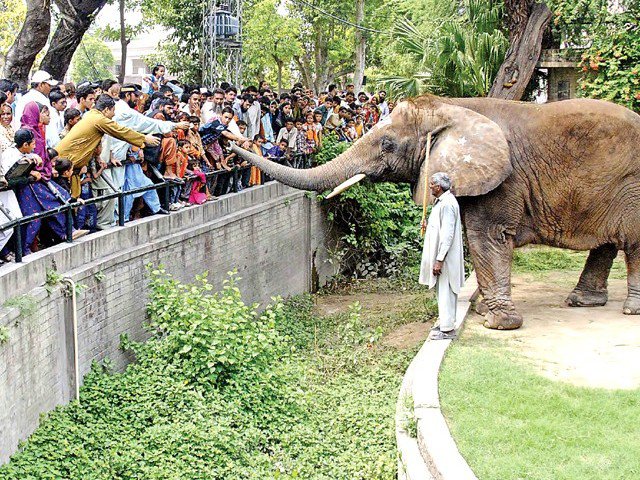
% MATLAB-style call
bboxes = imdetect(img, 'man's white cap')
[31,70,59,86]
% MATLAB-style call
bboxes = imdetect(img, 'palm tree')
[377,0,508,98]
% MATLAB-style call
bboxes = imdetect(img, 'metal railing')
[0,165,254,263]
[0,150,313,263]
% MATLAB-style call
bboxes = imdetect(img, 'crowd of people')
[0,64,394,265]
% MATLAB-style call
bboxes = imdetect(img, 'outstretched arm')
[95,116,148,147]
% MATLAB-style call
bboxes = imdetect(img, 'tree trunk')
[488,1,551,100]
[118,0,128,84]
[353,0,366,92]
[276,59,283,95]
[39,0,108,80]
[294,54,314,92]
[313,26,330,93]
[3,0,52,87]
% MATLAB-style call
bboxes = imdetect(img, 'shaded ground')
[314,285,436,349]
[468,270,640,389]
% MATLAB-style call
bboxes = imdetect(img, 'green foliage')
[317,135,422,279]
[0,325,8,345]
[3,294,38,321]
[551,0,640,111]
[143,267,284,387]
[0,271,414,479]
[376,0,508,98]
[243,0,302,90]
[0,0,26,71]
[70,34,115,83]
[399,394,417,438]
[440,332,640,479]
[512,247,587,273]
[141,0,205,83]
[99,0,145,44]
[45,268,62,286]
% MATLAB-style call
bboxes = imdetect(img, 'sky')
[95,4,144,29]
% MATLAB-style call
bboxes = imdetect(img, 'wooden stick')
[420,132,432,237]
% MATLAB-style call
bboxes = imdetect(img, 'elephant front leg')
[566,244,617,307]
[467,228,523,330]
[623,245,640,315]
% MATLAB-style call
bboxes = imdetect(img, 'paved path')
[466,272,640,390]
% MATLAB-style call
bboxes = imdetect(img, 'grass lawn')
[440,246,639,480]
[512,245,627,279]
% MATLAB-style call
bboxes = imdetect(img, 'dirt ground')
[466,271,640,390]
[313,290,432,349]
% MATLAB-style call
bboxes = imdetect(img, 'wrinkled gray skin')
[232,95,640,330]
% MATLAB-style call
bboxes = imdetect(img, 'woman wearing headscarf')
[17,102,86,255]
[0,103,23,262]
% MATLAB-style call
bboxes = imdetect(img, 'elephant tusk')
[325,174,367,199]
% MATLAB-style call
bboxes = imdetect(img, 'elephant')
[230,96,640,330]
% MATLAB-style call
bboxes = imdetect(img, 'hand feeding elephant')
[230,96,640,330]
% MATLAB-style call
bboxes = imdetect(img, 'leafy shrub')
[550,0,640,111]
[0,270,412,479]
[316,134,423,280]
[141,267,284,388]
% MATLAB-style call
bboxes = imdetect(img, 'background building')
[104,27,172,85]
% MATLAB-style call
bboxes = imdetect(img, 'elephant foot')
[474,298,489,315]
[623,297,640,315]
[565,289,608,307]
[483,310,523,330]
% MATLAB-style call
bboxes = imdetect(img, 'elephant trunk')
[230,139,375,192]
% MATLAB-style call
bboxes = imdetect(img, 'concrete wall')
[0,183,337,463]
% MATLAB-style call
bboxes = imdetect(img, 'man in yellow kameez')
[56,94,160,198]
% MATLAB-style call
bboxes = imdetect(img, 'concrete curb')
[396,273,479,480]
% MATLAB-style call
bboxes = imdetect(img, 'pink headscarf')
[20,101,51,180]
[20,101,48,161]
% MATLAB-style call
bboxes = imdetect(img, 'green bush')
[316,134,423,279]
[141,267,284,388]
[0,270,411,479]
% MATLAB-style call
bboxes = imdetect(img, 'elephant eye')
[381,137,395,153]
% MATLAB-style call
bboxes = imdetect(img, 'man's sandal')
[429,329,456,340]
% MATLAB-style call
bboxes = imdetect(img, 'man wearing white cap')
[12,70,59,130]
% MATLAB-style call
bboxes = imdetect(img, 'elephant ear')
[413,103,511,205]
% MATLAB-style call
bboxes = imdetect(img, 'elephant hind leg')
[623,245,640,315]
[566,244,617,307]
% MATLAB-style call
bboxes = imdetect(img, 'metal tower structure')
[202,0,243,88]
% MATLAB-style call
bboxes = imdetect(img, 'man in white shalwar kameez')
[97,85,189,227]
[419,172,465,340]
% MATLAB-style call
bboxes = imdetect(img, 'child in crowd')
[170,139,192,210]
[186,153,209,205]
[313,111,324,149]
[237,120,248,138]
[76,148,98,231]
[355,115,365,138]
[345,120,358,142]
[302,112,319,154]
[249,135,264,186]
[276,117,297,151]
[53,159,75,195]
[294,118,306,154]
[265,139,288,164]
